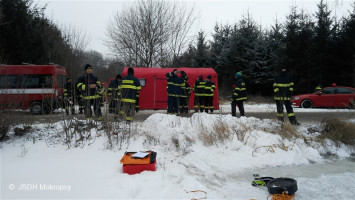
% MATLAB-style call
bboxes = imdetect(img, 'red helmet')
[332,83,337,87]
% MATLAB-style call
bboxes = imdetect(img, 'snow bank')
[1,113,354,199]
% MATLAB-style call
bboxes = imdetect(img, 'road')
[3,109,355,124]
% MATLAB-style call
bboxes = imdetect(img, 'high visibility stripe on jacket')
[273,71,294,100]
[232,78,247,101]
[205,81,215,97]
[108,79,121,100]
[120,73,141,104]
[76,73,100,99]
[193,79,206,96]
[166,72,183,97]
[180,81,191,98]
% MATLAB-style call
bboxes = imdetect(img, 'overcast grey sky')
[36,0,353,57]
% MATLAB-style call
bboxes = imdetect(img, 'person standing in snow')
[120,67,141,123]
[179,71,191,114]
[64,77,75,115]
[108,74,122,119]
[204,75,215,113]
[166,69,183,115]
[273,66,299,125]
[76,64,103,121]
[231,71,247,117]
[193,75,206,112]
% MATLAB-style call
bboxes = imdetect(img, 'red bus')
[0,65,67,114]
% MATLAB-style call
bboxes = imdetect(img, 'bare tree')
[106,0,196,67]
[60,24,91,78]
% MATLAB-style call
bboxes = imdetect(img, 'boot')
[291,120,300,126]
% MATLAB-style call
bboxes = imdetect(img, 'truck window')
[57,75,66,88]
[0,74,52,88]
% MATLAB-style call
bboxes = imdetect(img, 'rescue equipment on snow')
[120,151,156,165]
[251,174,274,187]
[251,175,297,200]
[267,177,297,195]
[120,151,157,175]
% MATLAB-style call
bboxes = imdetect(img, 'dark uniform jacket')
[64,82,74,100]
[204,81,215,97]
[108,79,121,101]
[76,74,101,99]
[232,78,247,101]
[120,72,141,103]
[193,78,206,96]
[166,72,183,97]
[273,72,294,100]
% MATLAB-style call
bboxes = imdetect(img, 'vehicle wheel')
[30,102,43,115]
[267,177,298,195]
[301,99,312,108]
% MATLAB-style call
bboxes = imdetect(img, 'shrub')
[319,117,355,147]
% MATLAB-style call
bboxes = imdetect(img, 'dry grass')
[199,119,231,146]
[279,123,299,140]
[319,117,355,147]
[199,129,214,146]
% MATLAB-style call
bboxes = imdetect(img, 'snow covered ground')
[1,104,355,200]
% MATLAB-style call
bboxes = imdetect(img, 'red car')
[291,86,355,108]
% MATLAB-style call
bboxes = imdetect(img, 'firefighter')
[120,67,141,123]
[97,82,106,108]
[64,77,75,115]
[315,84,322,92]
[179,71,191,114]
[273,66,299,125]
[166,69,183,115]
[193,75,205,112]
[76,64,103,121]
[108,74,122,117]
[231,71,247,117]
[75,79,84,114]
[204,75,215,113]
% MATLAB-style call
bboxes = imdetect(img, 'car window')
[322,88,336,94]
[336,87,354,94]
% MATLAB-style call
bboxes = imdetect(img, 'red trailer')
[121,67,219,110]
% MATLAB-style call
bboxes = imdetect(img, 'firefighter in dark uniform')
[179,71,191,114]
[76,64,103,121]
[166,69,183,115]
[193,75,205,112]
[204,75,215,113]
[108,74,122,117]
[120,67,141,122]
[315,84,322,92]
[231,71,247,117]
[64,78,75,115]
[273,66,299,125]
[75,79,84,114]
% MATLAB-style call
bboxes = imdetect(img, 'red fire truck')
[0,65,67,114]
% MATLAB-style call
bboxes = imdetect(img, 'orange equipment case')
[122,160,157,175]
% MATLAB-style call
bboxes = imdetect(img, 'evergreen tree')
[194,30,209,68]
[177,44,196,67]
[283,6,315,93]
[336,3,355,87]
[313,0,337,87]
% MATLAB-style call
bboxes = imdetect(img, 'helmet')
[235,71,242,78]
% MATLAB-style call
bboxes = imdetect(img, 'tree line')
[1,0,354,96]
[0,0,124,82]
[178,1,355,96]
